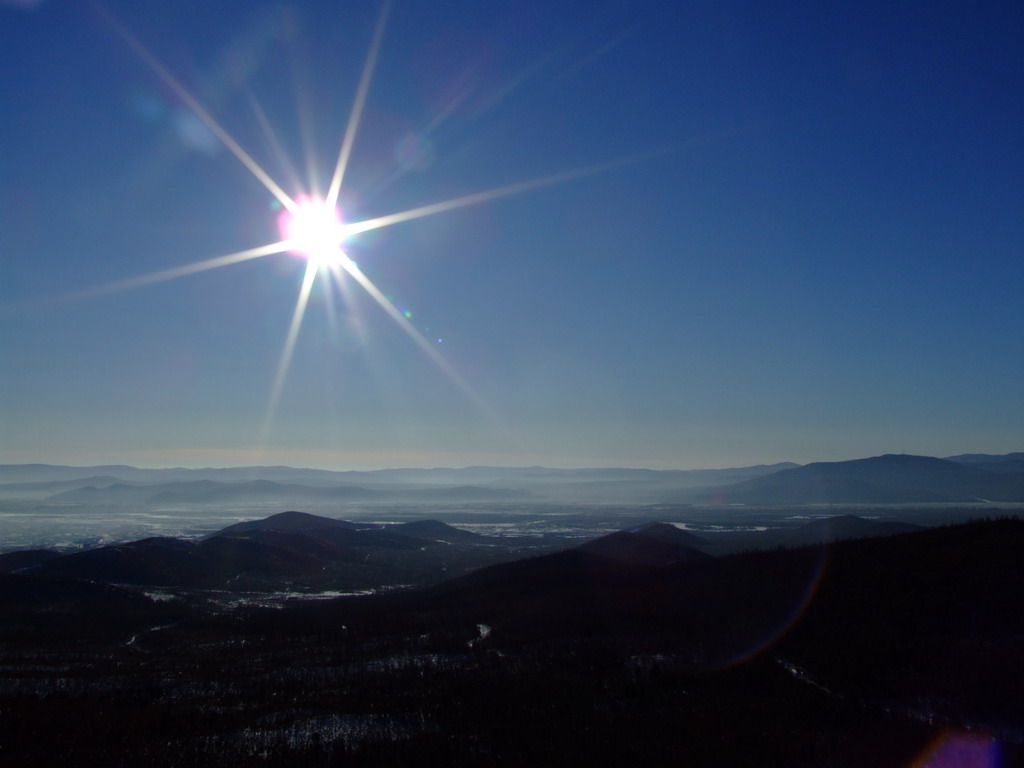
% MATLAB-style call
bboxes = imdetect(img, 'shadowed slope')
[578,524,712,566]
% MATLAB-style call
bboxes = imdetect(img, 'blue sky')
[1,0,1021,469]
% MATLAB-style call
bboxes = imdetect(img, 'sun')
[86,0,636,441]
[279,197,347,268]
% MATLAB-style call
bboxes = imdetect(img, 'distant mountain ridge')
[944,452,1024,464]
[2,453,1022,505]
[44,479,523,505]
[701,454,1024,504]
[0,461,800,504]
[0,462,798,487]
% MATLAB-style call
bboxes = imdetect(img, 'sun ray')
[261,260,320,443]
[317,261,344,344]
[343,154,643,237]
[246,89,305,198]
[64,241,292,302]
[94,3,298,213]
[287,56,325,199]
[326,261,371,346]
[80,2,704,451]
[336,254,492,414]
[324,0,392,209]
[341,131,737,239]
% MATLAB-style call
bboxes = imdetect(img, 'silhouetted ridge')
[578,525,712,566]
[40,537,202,586]
[629,521,708,546]
[788,514,922,544]
[211,510,356,536]
[0,549,62,573]
[30,511,544,591]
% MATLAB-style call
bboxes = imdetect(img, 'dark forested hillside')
[26,512,556,592]
[0,519,1021,765]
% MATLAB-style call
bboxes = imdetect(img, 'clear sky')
[1,0,1021,470]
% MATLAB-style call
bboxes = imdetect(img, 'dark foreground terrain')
[1,518,1022,766]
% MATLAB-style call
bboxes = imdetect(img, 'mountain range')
[695,453,1024,504]
[2,452,1021,505]
[2,509,933,592]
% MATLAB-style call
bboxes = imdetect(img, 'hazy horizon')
[1,448,1020,474]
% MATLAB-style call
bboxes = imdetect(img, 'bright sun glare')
[279,198,346,268]
[87,0,637,443]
